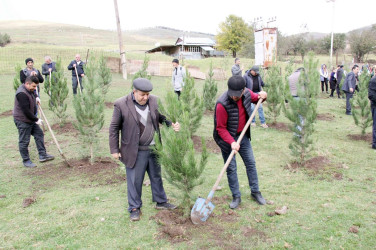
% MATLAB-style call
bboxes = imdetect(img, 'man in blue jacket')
[67,54,85,95]
[369,75,376,150]
[341,65,359,115]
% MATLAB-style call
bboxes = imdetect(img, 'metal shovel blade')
[190,197,215,224]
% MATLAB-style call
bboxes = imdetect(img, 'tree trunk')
[232,50,236,58]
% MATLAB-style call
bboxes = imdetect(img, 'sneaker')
[260,123,268,128]
[251,123,256,127]
[251,191,266,205]
[39,154,55,162]
[229,197,241,209]
[155,202,177,210]
[23,160,37,168]
[130,208,141,221]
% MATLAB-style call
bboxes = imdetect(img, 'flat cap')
[250,65,259,74]
[133,78,153,92]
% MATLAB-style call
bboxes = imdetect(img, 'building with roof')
[146,36,224,60]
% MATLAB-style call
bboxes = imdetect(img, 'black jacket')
[369,76,376,108]
[68,60,85,77]
[20,68,44,84]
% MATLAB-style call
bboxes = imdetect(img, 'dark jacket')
[342,71,357,93]
[109,94,171,168]
[336,68,344,85]
[330,72,337,89]
[369,76,376,108]
[67,60,85,77]
[213,89,253,154]
[243,70,265,92]
[13,84,38,124]
[41,62,57,78]
[20,68,44,84]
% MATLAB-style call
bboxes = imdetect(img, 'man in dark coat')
[213,76,267,209]
[13,76,54,168]
[67,54,85,95]
[20,58,44,97]
[109,78,180,221]
[41,56,57,82]
[342,65,359,115]
[368,76,376,150]
[336,65,344,98]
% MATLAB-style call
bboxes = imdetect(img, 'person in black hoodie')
[20,58,44,96]
[329,67,337,97]
[368,76,376,150]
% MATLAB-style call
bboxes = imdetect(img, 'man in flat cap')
[171,58,186,98]
[109,78,180,221]
[214,76,267,209]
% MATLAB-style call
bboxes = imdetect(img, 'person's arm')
[16,93,38,122]
[248,89,266,103]
[67,61,74,70]
[20,70,26,84]
[368,79,376,102]
[109,104,122,156]
[41,64,49,76]
[37,70,44,83]
[216,103,235,145]
[260,77,265,87]
[158,111,172,127]
[232,65,241,76]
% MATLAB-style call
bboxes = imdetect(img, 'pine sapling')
[132,55,151,88]
[350,73,372,135]
[13,64,22,91]
[98,55,112,95]
[47,58,69,126]
[203,61,218,111]
[264,63,284,124]
[73,56,105,165]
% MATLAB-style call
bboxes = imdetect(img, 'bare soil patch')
[192,135,221,154]
[26,157,125,188]
[0,195,6,199]
[347,133,373,142]
[268,122,290,132]
[0,110,12,118]
[285,156,343,180]
[51,121,77,135]
[22,197,36,208]
[105,102,114,109]
[317,113,335,121]
[204,109,214,117]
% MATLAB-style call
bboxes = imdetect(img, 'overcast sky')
[1,0,375,35]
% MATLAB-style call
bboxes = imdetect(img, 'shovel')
[74,65,82,93]
[191,98,263,225]
[38,104,72,167]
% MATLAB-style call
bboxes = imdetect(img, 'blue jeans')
[372,107,376,147]
[251,93,266,124]
[221,136,259,198]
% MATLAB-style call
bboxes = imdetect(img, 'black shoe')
[39,154,55,162]
[372,145,376,150]
[155,202,177,210]
[345,112,352,116]
[130,208,141,221]
[251,192,266,205]
[229,197,241,209]
[23,160,37,168]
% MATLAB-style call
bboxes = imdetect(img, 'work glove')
[36,97,41,105]
[36,119,43,125]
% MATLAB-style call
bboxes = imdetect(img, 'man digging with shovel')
[67,54,85,95]
[214,76,267,209]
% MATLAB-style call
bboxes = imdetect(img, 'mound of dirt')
[268,122,290,132]
[192,135,221,154]
[105,102,114,109]
[347,133,372,142]
[0,110,12,118]
[26,157,125,188]
[242,226,267,239]
[22,197,36,208]
[317,113,335,121]
[51,122,77,135]
[285,156,343,180]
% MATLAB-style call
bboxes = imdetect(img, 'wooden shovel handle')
[74,66,82,93]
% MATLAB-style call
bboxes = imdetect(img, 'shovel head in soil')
[191,191,215,224]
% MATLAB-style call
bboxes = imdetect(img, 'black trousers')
[14,119,47,162]
[174,90,181,99]
[125,150,167,212]
[321,78,328,92]
[345,92,353,114]
[72,76,83,95]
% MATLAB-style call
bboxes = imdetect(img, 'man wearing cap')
[214,76,268,209]
[171,59,186,98]
[13,76,55,168]
[336,65,344,99]
[67,54,85,95]
[20,58,44,95]
[243,66,268,128]
[109,78,180,221]
[231,58,243,76]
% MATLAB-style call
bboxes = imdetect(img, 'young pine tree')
[13,64,22,91]
[153,112,208,216]
[132,56,151,82]
[350,73,372,135]
[202,61,218,111]
[282,59,294,114]
[180,72,205,134]
[97,55,112,95]
[285,53,319,165]
[264,64,284,124]
[73,57,105,165]
[46,58,69,126]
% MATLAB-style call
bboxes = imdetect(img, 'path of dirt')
[51,122,77,135]
[317,113,335,121]
[347,133,373,142]
[268,122,290,132]
[285,156,343,180]
[0,110,12,118]
[192,135,221,154]
[26,157,125,189]
[105,102,114,109]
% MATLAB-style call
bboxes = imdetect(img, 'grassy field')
[1,69,376,249]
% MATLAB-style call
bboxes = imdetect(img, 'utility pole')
[327,0,336,68]
[113,0,127,79]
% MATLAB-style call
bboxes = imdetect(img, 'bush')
[202,61,218,111]
[0,33,11,47]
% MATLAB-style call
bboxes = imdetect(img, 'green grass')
[1,70,376,249]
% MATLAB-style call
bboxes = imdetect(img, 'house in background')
[146,36,224,60]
